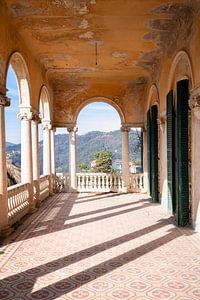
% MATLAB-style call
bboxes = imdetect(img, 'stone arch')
[168,50,194,91]
[74,96,125,124]
[39,85,51,121]
[6,52,32,107]
[147,84,160,112]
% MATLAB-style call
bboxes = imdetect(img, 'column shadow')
[0,217,192,300]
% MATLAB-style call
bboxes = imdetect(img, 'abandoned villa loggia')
[0,0,200,299]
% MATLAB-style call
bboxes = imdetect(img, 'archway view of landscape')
[54,102,142,175]
[5,66,21,186]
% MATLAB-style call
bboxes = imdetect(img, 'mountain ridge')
[6,130,141,173]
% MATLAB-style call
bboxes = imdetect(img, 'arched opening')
[5,66,21,186]
[166,51,193,226]
[38,86,51,175]
[5,52,32,186]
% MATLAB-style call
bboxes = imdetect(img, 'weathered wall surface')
[0,2,49,112]
[145,2,200,230]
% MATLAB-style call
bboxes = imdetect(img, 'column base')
[69,187,78,193]
[0,225,13,238]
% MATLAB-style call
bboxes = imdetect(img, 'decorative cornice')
[0,94,10,107]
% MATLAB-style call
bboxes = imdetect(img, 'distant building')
[113,160,141,173]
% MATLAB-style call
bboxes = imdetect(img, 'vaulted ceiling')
[5,0,200,123]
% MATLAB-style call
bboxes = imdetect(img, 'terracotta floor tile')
[0,192,200,299]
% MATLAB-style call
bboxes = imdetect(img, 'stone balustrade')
[55,173,70,192]
[7,183,30,226]
[39,175,50,201]
[77,173,123,193]
[55,172,146,193]
[130,173,147,193]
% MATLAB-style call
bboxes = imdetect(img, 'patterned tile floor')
[0,192,200,300]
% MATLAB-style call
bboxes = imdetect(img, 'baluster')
[94,175,97,191]
[78,175,81,190]
[86,175,89,191]
[106,175,109,191]
[98,175,101,190]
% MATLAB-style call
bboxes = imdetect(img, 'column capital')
[189,86,200,120]
[32,111,41,123]
[67,126,78,133]
[189,86,200,109]
[0,93,10,107]
[17,111,33,121]
[120,125,130,132]
[42,120,52,130]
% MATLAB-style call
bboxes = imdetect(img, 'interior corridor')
[0,193,200,300]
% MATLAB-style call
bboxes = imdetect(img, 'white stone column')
[67,126,77,192]
[0,94,11,236]
[121,125,130,192]
[32,112,40,206]
[42,120,52,193]
[51,127,56,192]
[18,108,34,212]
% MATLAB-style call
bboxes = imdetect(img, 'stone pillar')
[42,120,52,193]
[67,126,77,192]
[51,127,56,192]
[189,89,200,232]
[0,94,11,236]
[18,108,34,212]
[32,112,40,206]
[121,125,130,192]
[142,126,148,193]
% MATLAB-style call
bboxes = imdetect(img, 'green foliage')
[93,150,113,173]
[79,162,89,172]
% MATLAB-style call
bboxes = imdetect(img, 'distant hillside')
[6,130,141,173]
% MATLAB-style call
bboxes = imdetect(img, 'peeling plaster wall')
[0,2,49,111]
[146,3,200,230]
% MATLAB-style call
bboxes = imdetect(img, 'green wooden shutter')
[176,79,189,226]
[167,90,176,214]
[151,105,159,202]
[147,110,152,196]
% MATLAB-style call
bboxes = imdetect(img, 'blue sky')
[6,67,121,143]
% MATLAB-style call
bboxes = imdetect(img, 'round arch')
[168,50,194,91]
[6,51,32,107]
[39,85,51,121]
[74,96,125,124]
[147,84,160,111]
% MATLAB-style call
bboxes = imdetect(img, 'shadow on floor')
[3,193,151,243]
[0,215,190,300]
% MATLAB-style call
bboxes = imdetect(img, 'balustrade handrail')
[7,182,29,192]
[8,182,30,226]
[55,172,147,194]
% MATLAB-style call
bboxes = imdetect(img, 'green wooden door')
[151,105,159,203]
[176,79,189,226]
[167,90,176,214]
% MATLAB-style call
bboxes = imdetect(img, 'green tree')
[79,162,89,172]
[93,150,113,173]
